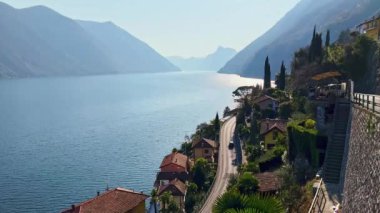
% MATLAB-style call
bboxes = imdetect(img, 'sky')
[2,0,301,58]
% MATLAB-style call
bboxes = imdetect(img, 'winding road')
[199,117,237,213]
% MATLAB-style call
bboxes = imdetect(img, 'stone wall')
[343,106,380,212]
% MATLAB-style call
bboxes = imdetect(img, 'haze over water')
[0,71,262,212]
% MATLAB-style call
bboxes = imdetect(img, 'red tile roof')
[61,188,148,213]
[160,152,188,171]
[255,172,281,193]
[158,179,187,196]
[260,118,287,135]
[192,138,217,149]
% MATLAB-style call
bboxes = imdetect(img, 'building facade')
[192,138,217,163]
[357,14,380,42]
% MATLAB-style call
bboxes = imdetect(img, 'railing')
[308,179,327,213]
[353,93,380,115]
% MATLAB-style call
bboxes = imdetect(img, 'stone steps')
[323,103,350,184]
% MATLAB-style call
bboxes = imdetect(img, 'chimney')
[97,191,100,196]
[71,205,75,210]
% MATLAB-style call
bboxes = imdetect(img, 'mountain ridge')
[0,2,179,78]
[219,0,380,78]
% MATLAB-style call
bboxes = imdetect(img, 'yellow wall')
[127,201,146,213]
[364,18,380,41]
[194,148,215,162]
[263,130,285,149]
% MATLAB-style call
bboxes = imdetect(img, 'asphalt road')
[199,117,237,213]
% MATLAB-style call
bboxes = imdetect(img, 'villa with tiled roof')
[158,178,187,211]
[253,95,279,111]
[61,188,148,213]
[260,118,287,149]
[160,152,189,173]
[192,138,218,162]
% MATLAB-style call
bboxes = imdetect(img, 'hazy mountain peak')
[168,46,236,71]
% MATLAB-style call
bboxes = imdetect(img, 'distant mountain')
[0,2,179,78]
[168,47,236,71]
[77,20,179,73]
[219,0,380,78]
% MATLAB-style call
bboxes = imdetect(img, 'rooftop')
[260,118,287,135]
[61,188,148,213]
[255,172,281,193]
[160,152,188,170]
[158,179,187,196]
[192,138,217,149]
[253,95,278,104]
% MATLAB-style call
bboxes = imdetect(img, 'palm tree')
[159,191,172,212]
[213,191,285,213]
[151,188,158,213]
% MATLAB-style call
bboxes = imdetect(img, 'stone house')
[192,138,217,163]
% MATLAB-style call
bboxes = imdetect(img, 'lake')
[0,71,261,212]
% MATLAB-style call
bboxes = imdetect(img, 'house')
[192,138,217,163]
[158,178,187,211]
[61,188,148,213]
[160,152,189,173]
[357,14,380,42]
[155,152,190,187]
[260,119,287,149]
[255,172,281,195]
[253,95,279,112]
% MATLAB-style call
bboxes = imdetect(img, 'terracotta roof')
[311,71,342,81]
[253,95,278,104]
[158,179,187,196]
[160,152,188,171]
[260,119,287,135]
[255,172,281,193]
[61,188,148,213]
[192,138,217,149]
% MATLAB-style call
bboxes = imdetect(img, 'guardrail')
[353,93,380,114]
[308,179,326,213]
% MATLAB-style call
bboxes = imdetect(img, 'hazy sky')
[2,0,301,57]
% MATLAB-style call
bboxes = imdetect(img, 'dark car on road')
[228,141,234,149]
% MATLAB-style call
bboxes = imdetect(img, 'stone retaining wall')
[343,106,380,212]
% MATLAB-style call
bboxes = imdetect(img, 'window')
[204,149,209,154]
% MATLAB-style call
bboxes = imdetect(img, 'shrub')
[246,162,260,174]
[287,121,319,168]
[274,146,286,157]
[279,101,293,119]
[305,119,316,129]
[237,172,259,195]
[257,149,283,172]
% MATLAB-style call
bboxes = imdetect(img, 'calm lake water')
[0,71,261,212]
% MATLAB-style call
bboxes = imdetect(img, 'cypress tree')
[276,61,286,90]
[214,112,220,141]
[316,33,323,62]
[325,30,330,47]
[309,26,317,62]
[264,56,271,89]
